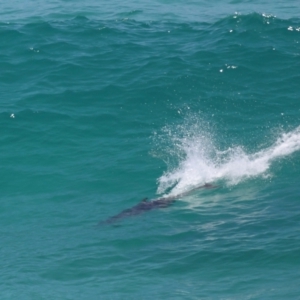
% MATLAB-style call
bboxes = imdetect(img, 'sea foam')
[156,121,300,197]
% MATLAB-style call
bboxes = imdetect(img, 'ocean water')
[1,0,300,299]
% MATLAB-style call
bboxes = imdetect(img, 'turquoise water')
[1,0,300,299]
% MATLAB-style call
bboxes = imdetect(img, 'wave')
[155,118,300,197]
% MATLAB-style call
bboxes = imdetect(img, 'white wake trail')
[157,125,300,197]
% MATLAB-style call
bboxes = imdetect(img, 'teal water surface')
[1,0,300,299]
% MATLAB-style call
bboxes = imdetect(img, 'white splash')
[156,123,300,197]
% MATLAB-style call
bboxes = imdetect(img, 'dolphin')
[98,183,216,225]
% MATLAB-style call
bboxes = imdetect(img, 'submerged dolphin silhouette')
[98,183,216,225]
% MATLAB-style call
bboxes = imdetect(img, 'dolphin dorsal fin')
[141,197,148,202]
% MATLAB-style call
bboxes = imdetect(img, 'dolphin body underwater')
[98,183,216,225]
